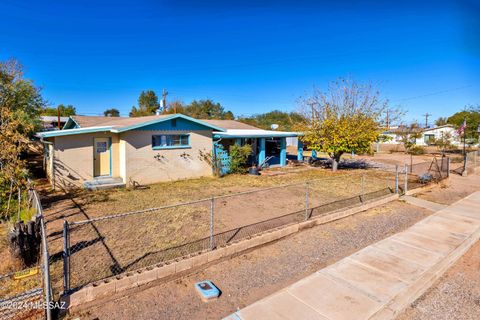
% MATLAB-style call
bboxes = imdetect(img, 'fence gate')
[213,142,230,176]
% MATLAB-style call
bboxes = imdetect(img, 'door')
[94,138,111,177]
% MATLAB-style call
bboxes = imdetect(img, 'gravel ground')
[72,200,432,320]
[397,240,480,320]
[414,172,480,205]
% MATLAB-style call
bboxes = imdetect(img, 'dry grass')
[42,166,401,295]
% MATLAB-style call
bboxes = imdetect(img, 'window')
[152,134,190,149]
[424,134,435,145]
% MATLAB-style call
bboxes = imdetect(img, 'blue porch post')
[235,138,242,146]
[280,137,287,166]
[297,139,304,161]
[258,138,266,165]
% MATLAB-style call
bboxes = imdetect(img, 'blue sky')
[1,0,479,124]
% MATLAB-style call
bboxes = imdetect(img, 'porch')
[212,129,303,168]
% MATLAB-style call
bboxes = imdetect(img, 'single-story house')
[37,114,302,190]
[380,125,460,146]
[415,124,460,146]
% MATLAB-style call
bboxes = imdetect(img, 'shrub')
[408,145,425,155]
[228,144,252,174]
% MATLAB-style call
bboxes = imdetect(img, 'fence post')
[395,165,399,194]
[305,182,309,220]
[360,173,365,202]
[404,164,408,194]
[210,197,215,250]
[63,220,70,294]
[447,157,450,178]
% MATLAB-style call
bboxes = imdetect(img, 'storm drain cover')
[194,280,220,301]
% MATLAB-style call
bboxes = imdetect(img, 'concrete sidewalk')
[226,192,480,320]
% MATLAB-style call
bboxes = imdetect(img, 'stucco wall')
[121,130,213,185]
[52,132,120,189]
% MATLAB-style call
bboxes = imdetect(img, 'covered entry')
[212,129,303,169]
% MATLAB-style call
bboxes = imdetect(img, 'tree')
[42,104,76,116]
[164,99,186,114]
[129,90,160,117]
[104,108,120,117]
[183,99,234,119]
[446,107,480,143]
[434,131,453,153]
[238,110,305,131]
[398,124,422,152]
[0,59,45,219]
[297,78,386,171]
[435,117,448,126]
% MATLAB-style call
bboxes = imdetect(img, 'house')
[380,125,459,146]
[36,114,302,190]
[40,116,70,131]
[415,124,460,146]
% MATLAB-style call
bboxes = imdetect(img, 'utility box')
[194,280,220,301]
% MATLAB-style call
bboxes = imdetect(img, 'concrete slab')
[287,273,382,320]
[372,238,443,268]
[321,258,409,303]
[391,231,456,256]
[348,246,427,283]
[401,195,447,212]
[237,291,329,320]
[420,215,478,235]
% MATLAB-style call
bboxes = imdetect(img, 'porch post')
[235,138,242,146]
[280,137,287,166]
[258,138,266,165]
[297,139,303,161]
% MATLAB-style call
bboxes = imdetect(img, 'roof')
[422,124,455,132]
[38,114,227,138]
[40,116,70,122]
[201,120,261,130]
[68,115,171,129]
[213,129,300,138]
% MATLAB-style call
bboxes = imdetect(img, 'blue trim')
[297,140,304,161]
[152,146,192,150]
[38,126,113,138]
[213,132,300,139]
[115,114,226,132]
[258,138,266,165]
[109,137,112,176]
[152,133,190,149]
[62,117,80,130]
[280,137,287,166]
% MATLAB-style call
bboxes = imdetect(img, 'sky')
[1,0,479,124]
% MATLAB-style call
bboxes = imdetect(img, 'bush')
[228,144,252,174]
[408,145,425,155]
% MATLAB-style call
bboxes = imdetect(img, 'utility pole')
[422,113,431,128]
[57,106,61,130]
[161,88,168,113]
[307,100,317,121]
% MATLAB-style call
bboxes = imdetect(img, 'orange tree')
[297,78,387,171]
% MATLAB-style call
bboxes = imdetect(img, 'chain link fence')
[0,186,52,320]
[464,150,480,175]
[61,170,407,293]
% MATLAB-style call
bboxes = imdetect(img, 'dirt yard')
[71,200,432,320]
[41,166,401,295]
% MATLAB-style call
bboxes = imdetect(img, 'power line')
[392,85,473,103]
